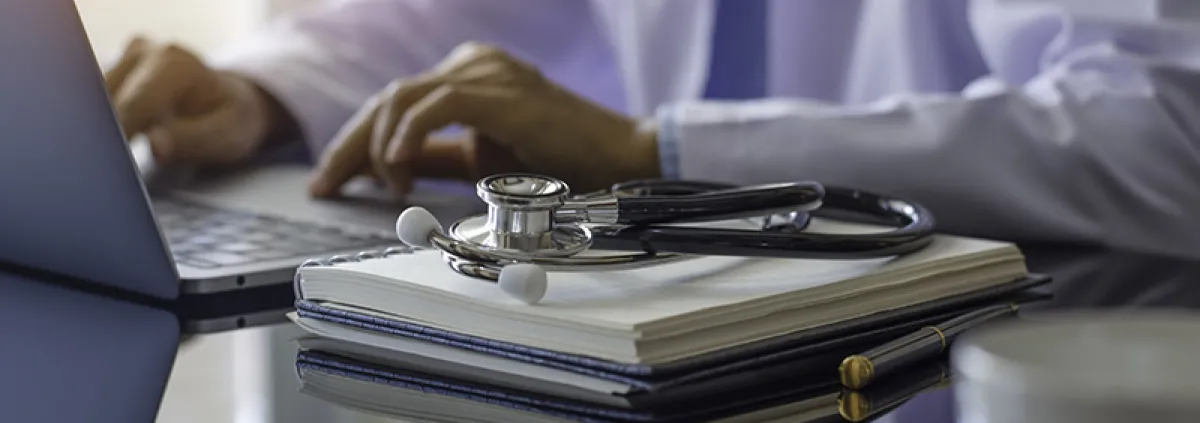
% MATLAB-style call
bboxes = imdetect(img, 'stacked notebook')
[289,218,1048,421]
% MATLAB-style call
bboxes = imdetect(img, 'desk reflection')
[881,245,1200,423]
[0,270,180,422]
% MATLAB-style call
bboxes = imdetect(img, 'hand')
[308,42,662,198]
[103,37,281,165]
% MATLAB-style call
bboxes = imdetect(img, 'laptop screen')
[0,0,180,299]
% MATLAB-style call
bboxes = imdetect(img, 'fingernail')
[397,168,415,194]
[386,174,413,199]
[383,154,405,166]
[308,177,332,196]
[147,128,172,163]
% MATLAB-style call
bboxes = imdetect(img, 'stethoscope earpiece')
[397,205,551,304]
[498,263,549,305]
[394,173,936,306]
[396,206,442,249]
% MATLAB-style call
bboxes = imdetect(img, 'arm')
[208,0,599,157]
[656,3,1200,255]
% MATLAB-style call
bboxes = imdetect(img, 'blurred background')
[79,0,285,60]
[77,1,379,422]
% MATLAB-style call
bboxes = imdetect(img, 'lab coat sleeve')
[207,0,423,157]
[657,14,1200,256]
[208,0,599,158]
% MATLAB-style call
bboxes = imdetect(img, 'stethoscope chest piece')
[447,174,592,260]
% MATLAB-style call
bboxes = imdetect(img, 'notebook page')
[324,219,1017,328]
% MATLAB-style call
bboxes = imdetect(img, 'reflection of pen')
[839,303,1020,389]
[839,360,951,422]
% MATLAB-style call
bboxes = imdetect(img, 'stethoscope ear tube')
[589,185,935,260]
[613,181,825,225]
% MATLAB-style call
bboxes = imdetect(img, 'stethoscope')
[396,174,936,305]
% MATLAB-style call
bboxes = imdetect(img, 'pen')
[838,303,1020,389]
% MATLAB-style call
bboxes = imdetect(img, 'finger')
[360,167,383,183]
[112,44,205,137]
[144,126,174,164]
[104,36,151,96]
[382,85,479,194]
[308,98,383,197]
[408,133,522,181]
[412,139,474,180]
[147,104,259,165]
[467,134,526,178]
[370,74,443,188]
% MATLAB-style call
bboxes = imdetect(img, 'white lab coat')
[211,0,1200,257]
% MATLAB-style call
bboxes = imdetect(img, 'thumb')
[309,100,380,197]
[467,134,525,179]
[145,109,257,165]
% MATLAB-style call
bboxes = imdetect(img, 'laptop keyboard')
[153,197,396,269]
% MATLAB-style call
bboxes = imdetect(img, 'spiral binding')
[293,245,417,299]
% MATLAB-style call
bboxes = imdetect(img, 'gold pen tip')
[839,355,874,389]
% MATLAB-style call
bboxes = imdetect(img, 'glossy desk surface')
[0,267,180,422]
[4,243,1200,422]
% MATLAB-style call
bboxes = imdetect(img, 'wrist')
[253,83,302,147]
[223,71,301,149]
[627,118,663,180]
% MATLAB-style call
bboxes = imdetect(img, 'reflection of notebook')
[294,349,844,423]
[294,218,1030,364]
[294,349,956,423]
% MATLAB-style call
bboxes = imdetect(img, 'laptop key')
[286,228,365,246]
[267,241,338,256]
[240,231,278,243]
[206,225,247,236]
[246,249,300,261]
[185,234,232,246]
[217,241,260,253]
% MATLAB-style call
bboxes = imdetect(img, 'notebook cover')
[295,274,1050,392]
[295,349,843,423]
[297,294,1042,395]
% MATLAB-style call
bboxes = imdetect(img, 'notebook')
[288,276,1049,398]
[293,218,1029,364]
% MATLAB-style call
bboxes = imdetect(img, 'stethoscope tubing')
[588,181,936,260]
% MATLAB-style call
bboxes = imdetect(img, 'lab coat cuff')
[654,105,684,180]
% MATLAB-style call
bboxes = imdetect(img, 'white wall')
[75,0,285,62]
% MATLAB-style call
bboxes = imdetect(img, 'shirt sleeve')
[657,6,1200,257]
[207,0,605,159]
[655,106,684,180]
[207,0,414,158]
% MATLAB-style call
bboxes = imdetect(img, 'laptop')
[0,0,481,331]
